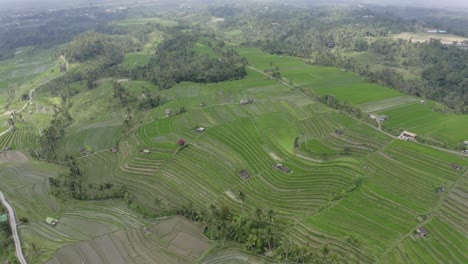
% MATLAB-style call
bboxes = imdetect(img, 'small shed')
[379,115,389,121]
[239,170,250,179]
[196,127,206,132]
[335,129,344,136]
[46,217,58,226]
[450,163,461,170]
[111,146,118,153]
[165,109,171,117]
[416,226,429,236]
[142,149,151,154]
[0,214,7,223]
[276,163,290,173]
[398,131,417,141]
[440,186,446,192]
[240,99,249,105]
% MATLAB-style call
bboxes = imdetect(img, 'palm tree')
[266,209,278,249]
[238,190,246,215]
[255,207,263,227]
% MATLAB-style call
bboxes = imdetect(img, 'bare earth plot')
[393,32,468,45]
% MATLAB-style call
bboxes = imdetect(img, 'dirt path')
[0,191,28,264]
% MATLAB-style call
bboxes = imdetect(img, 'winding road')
[0,191,28,264]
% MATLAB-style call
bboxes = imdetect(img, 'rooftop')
[0,214,7,223]
[417,226,429,236]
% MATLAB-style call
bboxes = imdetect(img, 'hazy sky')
[0,0,468,9]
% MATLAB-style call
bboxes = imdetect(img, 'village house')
[239,170,250,179]
[427,29,447,34]
[416,226,429,237]
[0,213,7,223]
[45,217,58,226]
[370,114,389,122]
[111,146,118,153]
[240,99,255,105]
[276,163,290,173]
[378,115,389,122]
[398,131,417,141]
[450,163,462,170]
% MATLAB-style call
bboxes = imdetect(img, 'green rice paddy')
[0,39,466,264]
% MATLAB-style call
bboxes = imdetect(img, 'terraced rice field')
[46,217,212,264]
[0,45,62,111]
[239,48,468,148]
[1,44,466,263]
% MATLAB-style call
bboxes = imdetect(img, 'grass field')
[238,47,403,106]
[378,102,468,145]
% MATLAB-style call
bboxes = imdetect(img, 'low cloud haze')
[0,0,468,10]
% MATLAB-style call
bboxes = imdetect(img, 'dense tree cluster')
[64,32,134,64]
[212,4,468,112]
[0,7,126,60]
[36,103,72,161]
[49,156,126,201]
[177,203,339,263]
[122,32,247,89]
[316,43,468,113]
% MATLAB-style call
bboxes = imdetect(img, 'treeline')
[177,203,339,263]
[48,156,125,201]
[40,31,136,97]
[119,31,247,89]
[111,80,165,110]
[34,100,72,161]
[218,4,467,113]
[64,32,135,64]
[308,39,468,113]
[221,5,413,56]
